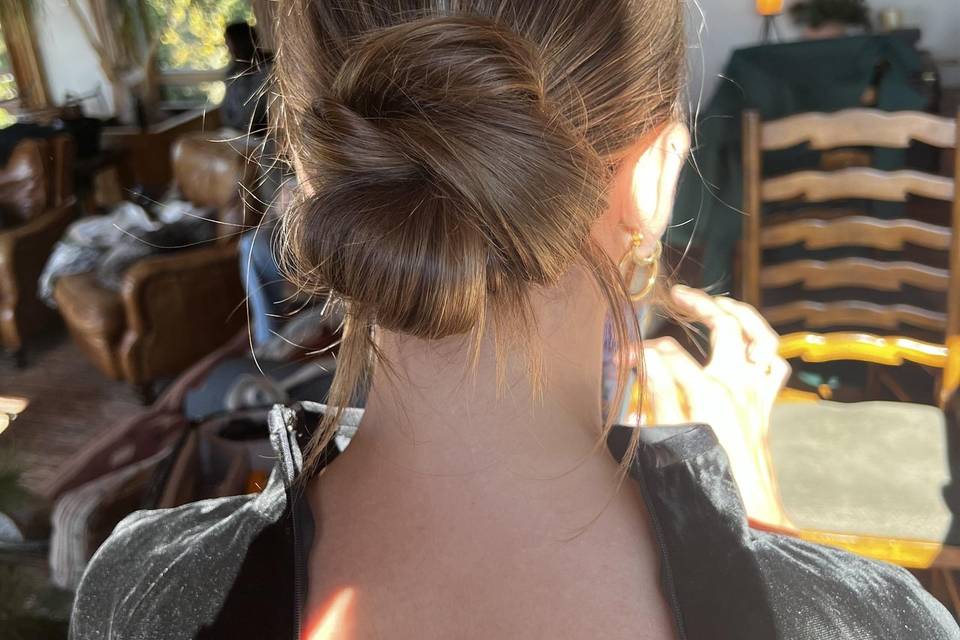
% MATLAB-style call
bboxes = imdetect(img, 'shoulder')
[755,533,960,638]
[622,425,960,638]
[70,486,284,640]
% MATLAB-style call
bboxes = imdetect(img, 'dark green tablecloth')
[670,35,927,287]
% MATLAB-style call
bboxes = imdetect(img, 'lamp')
[756,0,784,42]
[756,0,784,15]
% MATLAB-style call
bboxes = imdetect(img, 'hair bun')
[282,16,606,339]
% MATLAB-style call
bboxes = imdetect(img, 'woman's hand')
[639,285,794,531]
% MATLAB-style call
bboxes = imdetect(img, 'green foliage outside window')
[0,22,18,103]
[145,0,254,71]
[0,22,17,127]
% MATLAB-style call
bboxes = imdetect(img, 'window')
[144,0,255,107]
[0,23,18,103]
[0,23,18,127]
[0,1,46,111]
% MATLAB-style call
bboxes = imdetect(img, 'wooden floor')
[0,330,142,497]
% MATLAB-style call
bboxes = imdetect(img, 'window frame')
[155,68,226,110]
[0,1,48,109]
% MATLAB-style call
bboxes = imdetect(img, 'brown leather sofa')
[54,134,258,399]
[0,135,76,364]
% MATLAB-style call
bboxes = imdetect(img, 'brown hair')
[272,0,685,464]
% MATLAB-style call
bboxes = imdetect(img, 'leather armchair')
[0,135,76,363]
[54,134,258,398]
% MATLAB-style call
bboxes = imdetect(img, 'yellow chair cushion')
[769,400,956,545]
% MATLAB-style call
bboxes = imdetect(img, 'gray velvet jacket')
[71,403,960,639]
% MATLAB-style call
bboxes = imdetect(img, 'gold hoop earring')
[619,232,661,302]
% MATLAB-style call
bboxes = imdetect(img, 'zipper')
[291,484,306,640]
[275,405,306,640]
[632,454,688,640]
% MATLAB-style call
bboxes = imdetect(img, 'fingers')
[670,285,784,370]
[668,286,790,403]
[708,297,791,404]
[713,297,780,366]
[669,285,749,368]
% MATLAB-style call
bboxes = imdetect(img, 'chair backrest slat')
[760,258,950,292]
[761,109,956,151]
[778,332,949,369]
[741,108,960,342]
[765,301,946,333]
[761,216,951,251]
[762,169,954,203]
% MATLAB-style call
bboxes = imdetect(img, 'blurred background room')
[0,0,958,636]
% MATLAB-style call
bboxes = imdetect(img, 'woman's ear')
[628,122,690,255]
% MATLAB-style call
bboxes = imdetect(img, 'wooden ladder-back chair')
[742,107,959,343]
[741,108,960,609]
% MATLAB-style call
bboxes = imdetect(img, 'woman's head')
[272,0,687,455]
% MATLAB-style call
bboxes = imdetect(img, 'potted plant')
[789,0,871,39]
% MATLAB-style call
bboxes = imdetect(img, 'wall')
[26,0,960,117]
[32,0,115,117]
[687,0,960,106]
